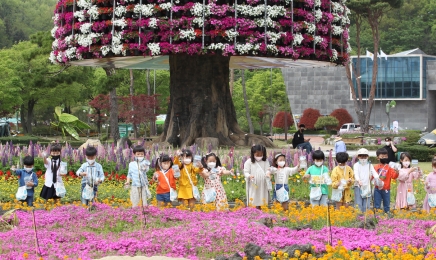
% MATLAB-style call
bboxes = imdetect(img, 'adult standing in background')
[334,137,347,153]
[383,137,397,163]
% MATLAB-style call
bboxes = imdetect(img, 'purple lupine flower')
[208,143,212,153]
[2,154,6,167]
[29,140,34,157]
[307,151,313,165]
[241,156,248,170]
[328,149,334,170]
[151,158,156,168]
[79,152,83,164]
[115,163,119,172]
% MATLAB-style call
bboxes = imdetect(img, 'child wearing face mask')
[270,153,299,210]
[373,148,399,214]
[10,155,38,206]
[353,148,379,213]
[330,152,354,209]
[244,144,271,209]
[200,153,233,210]
[125,145,151,207]
[395,152,422,210]
[303,150,331,206]
[423,159,436,213]
[153,154,176,208]
[76,146,105,206]
[174,149,203,211]
[40,143,67,202]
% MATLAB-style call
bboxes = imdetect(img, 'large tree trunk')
[104,68,120,143]
[159,54,274,148]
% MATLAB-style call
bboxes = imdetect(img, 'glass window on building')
[352,56,423,99]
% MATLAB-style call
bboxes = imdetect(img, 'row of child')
[11,143,436,213]
[244,144,436,213]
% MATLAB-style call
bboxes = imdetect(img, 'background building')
[282,48,436,131]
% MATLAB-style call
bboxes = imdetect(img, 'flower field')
[1,204,436,260]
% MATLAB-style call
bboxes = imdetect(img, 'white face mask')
[339,165,345,169]
[255,156,263,162]
[136,157,144,162]
[277,161,286,167]
[315,161,323,167]
[207,162,216,169]
[359,159,368,165]
[183,159,192,164]
[24,167,33,172]
[402,161,410,168]
[385,141,390,146]
[87,159,95,165]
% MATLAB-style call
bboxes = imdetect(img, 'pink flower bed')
[1,205,435,259]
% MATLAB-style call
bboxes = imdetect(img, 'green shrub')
[396,144,436,162]
[0,136,48,145]
[314,116,339,130]
[403,130,421,145]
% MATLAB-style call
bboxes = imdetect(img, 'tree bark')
[230,69,234,96]
[242,70,254,134]
[159,54,273,148]
[104,67,120,143]
[24,99,36,134]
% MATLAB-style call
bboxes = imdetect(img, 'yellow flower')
[223,181,227,185]
[23,253,29,259]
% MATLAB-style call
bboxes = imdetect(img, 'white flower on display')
[225,29,239,40]
[314,9,322,22]
[333,13,341,22]
[331,25,344,35]
[49,52,57,64]
[255,17,273,27]
[80,23,92,34]
[51,26,58,38]
[315,0,321,7]
[77,35,92,47]
[235,43,254,54]
[179,29,196,41]
[56,52,63,63]
[304,22,316,34]
[192,17,204,27]
[101,45,111,56]
[112,44,125,55]
[314,36,323,44]
[147,43,161,56]
[208,43,225,50]
[74,11,86,22]
[293,33,304,45]
[65,47,77,59]
[77,0,92,9]
[113,18,127,29]
[53,14,60,23]
[52,39,59,49]
[267,44,278,53]
[331,2,343,13]
[331,49,338,61]
[267,31,281,44]
[64,35,75,47]
[134,4,155,16]
[191,3,210,17]
[266,5,286,18]
[115,6,126,17]
[88,6,99,20]
[159,3,172,11]
[341,14,350,25]
[112,31,123,46]
[149,18,158,28]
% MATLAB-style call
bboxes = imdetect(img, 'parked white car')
[338,123,356,134]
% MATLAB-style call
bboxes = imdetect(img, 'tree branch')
[46,65,71,77]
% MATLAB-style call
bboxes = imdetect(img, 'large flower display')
[50,0,350,64]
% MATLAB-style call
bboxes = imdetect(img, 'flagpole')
[379,53,382,128]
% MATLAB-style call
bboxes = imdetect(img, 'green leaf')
[62,124,80,140]
[74,120,91,130]
[59,113,79,123]
[55,106,62,117]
